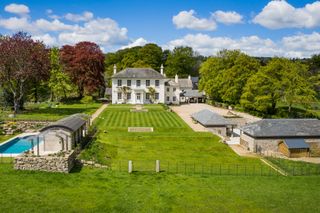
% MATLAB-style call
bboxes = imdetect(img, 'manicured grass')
[1,104,320,211]
[0,164,320,212]
[83,104,270,174]
[1,102,101,121]
[266,157,320,176]
[0,135,14,143]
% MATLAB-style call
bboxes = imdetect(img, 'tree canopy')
[60,42,105,98]
[0,32,50,113]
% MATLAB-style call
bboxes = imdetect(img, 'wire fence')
[110,160,280,176]
[2,154,320,176]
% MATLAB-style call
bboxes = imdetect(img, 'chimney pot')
[113,64,117,74]
[160,64,164,75]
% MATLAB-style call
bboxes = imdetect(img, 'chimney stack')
[160,64,164,75]
[113,64,117,74]
[175,74,178,83]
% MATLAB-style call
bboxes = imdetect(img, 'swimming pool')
[0,135,40,155]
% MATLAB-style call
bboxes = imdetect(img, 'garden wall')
[14,150,76,173]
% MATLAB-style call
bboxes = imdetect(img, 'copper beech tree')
[0,32,50,114]
[60,42,105,98]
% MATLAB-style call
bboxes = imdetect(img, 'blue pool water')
[0,135,40,154]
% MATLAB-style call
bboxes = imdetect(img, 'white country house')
[111,65,205,104]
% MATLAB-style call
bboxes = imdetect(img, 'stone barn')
[39,114,90,154]
[240,119,320,157]
[191,109,236,137]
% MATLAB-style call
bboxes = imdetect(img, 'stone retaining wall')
[14,151,76,173]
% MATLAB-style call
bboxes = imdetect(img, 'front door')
[136,93,141,104]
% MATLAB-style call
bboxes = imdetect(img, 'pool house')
[39,114,90,154]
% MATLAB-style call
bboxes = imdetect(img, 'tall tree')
[165,46,198,77]
[199,50,260,105]
[137,43,162,70]
[0,32,50,113]
[308,54,320,98]
[60,42,105,98]
[241,58,316,115]
[48,47,73,101]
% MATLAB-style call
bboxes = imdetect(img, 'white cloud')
[35,19,78,31]
[164,33,320,58]
[58,18,128,47]
[172,10,217,31]
[121,37,148,49]
[253,1,320,29]
[0,10,128,50]
[4,3,30,15]
[281,32,320,58]
[212,11,243,24]
[64,11,94,22]
[33,34,57,46]
[0,17,32,31]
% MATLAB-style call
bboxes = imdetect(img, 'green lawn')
[266,157,320,176]
[0,135,14,143]
[1,104,320,212]
[0,164,320,212]
[1,102,101,121]
[82,104,271,174]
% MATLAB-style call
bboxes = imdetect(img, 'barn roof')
[191,109,235,127]
[40,114,90,133]
[112,68,165,79]
[241,119,320,138]
[283,139,309,149]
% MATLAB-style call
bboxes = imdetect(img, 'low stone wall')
[14,150,76,173]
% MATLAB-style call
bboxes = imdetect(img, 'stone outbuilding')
[39,114,90,154]
[278,139,310,158]
[240,119,320,157]
[191,109,236,137]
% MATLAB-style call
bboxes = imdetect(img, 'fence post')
[128,160,133,173]
[156,160,160,173]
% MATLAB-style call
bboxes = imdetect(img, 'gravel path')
[91,104,108,124]
[170,103,261,132]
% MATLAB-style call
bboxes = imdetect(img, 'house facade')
[111,65,204,104]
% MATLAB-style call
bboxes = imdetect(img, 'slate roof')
[283,139,310,149]
[182,89,205,97]
[241,119,320,138]
[165,79,179,86]
[112,68,165,79]
[165,78,193,88]
[178,79,193,88]
[40,114,89,133]
[191,109,235,127]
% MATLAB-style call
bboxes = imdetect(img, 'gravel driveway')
[170,103,261,132]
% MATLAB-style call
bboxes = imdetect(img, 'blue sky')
[0,0,319,57]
